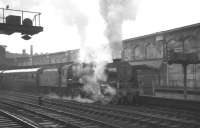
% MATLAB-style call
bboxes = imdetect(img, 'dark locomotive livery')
[104,60,139,104]
[0,60,143,104]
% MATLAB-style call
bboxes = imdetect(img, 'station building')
[122,23,200,100]
[0,45,15,69]
[12,49,79,66]
[3,23,200,100]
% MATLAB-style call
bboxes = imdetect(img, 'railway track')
[1,91,200,128]
[0,108,37,128]
[0,95,131,128]
[0,100,78,128]
[43,98,200,128]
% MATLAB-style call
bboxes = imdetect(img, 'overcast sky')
[1,0,200,54]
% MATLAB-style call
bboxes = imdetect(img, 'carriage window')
[32,73,36,78]
[26,73,31,79]
[27,73,30,79]
[12,74,15,79]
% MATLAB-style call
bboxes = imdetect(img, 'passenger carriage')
[0,68,40,93]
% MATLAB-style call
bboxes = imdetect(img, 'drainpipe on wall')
[183,64,187,100]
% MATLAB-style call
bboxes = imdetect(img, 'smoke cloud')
[51,0,88,42]
[1,0,40,10]
[75,0,139,103]
[100,0,138,58]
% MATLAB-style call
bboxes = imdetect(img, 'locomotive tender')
[0,60,141,104]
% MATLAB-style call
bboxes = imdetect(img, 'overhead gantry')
[0,7,43,40]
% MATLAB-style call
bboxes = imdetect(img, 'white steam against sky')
[1,0,200,54]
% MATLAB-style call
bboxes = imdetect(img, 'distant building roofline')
[123,22,200,42]
[33,49,79,56]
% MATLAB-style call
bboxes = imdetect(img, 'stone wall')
[122,23,200,90]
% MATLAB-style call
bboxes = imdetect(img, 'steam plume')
[51,0,88,42]
[75,0,139,103]
[100,0,138,58]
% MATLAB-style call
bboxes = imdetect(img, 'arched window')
[134,45,144,60]
[184,36,199,53]
[144,43,150,58]
[123,48,133,61]
[146,43,155,59]
[145,43,162,59]
[167,40,182,52]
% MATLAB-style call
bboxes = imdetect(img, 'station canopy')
[2,68,40,74]
[129,60,162,70]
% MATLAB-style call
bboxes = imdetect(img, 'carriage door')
[137,69,158,96]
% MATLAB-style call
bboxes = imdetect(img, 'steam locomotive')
[0,60,140,104]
